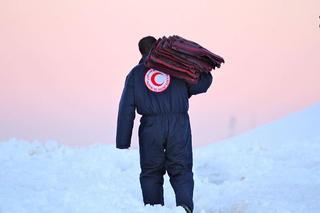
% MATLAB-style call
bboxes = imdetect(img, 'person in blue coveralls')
[116,36,212,213]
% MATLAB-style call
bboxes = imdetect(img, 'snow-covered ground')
[1,103,320,213]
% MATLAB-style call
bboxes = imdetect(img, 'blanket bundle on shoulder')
[144,35,225,85]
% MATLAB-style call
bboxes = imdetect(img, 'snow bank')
[1,103,320,213]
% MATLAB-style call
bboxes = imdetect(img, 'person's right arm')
[187,72,213,98]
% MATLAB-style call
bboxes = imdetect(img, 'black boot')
[181,204,192,213]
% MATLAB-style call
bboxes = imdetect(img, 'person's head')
[138,36,157,56]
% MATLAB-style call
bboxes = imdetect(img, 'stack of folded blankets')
[145,35,225,85]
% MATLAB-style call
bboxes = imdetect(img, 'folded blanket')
[145,35,224,85]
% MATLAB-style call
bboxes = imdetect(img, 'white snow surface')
[1,103,320,213]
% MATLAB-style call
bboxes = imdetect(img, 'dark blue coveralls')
[116,55,212,211]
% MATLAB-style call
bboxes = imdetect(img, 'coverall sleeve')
[116,71,136,149]
[187,72,213,98]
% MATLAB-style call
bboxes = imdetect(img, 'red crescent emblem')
[151,72,163,87]
[144,69,170,93]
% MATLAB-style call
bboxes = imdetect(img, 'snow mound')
[1,103,320,213]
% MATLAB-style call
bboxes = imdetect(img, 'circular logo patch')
[144,69,170,92]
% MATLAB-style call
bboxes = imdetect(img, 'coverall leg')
[138,115,166,205]
[138,113,194,211]
[166,113,194,211]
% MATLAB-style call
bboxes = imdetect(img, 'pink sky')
[0,0,319,146]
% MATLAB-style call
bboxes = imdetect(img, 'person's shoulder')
[132,63,145,72]
[129,63,145,76]
[126,63,145,81]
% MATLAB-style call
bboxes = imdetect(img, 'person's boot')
[180,204,192,213]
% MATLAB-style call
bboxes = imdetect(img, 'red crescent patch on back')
[144,69,170,93]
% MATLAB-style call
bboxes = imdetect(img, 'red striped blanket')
[145,35,225,85]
